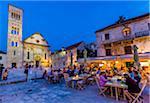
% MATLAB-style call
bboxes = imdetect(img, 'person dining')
[128,67,134,79]
[99,72,108,87]
[133,70,141,86]
[96,68,101,75]
[123,74,141,102]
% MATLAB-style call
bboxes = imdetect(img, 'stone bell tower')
[7,5,23,68]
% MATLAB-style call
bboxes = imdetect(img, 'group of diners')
[96,66,149,102]
[43,65,149,102]
[43,65,96,89]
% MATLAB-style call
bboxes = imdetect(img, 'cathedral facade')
[7,5,50,68]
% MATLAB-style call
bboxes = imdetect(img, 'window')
[11,41,14,46]
[11,12,13,18]
[122,27,131,37]
[11,26,14,34]
[36,40,40,43]
[0,56,2,60]
[27,52,30,59]
[105,33,110,40]
[15,42,18,47]
[17,28,19,35]
[45,53,47,59]
[124,46,132,54]
[14,27,16,34]
[14,50,16,56]
[105,49,112,56]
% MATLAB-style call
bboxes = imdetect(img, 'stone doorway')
[36,61,39,68]
[12,63,16,68]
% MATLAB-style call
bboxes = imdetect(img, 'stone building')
[0,51,7,67]
[7,5,23,68]
[6,5,50,68]
[92,13,150,69]
[51,42,85,69]
[23,32,50,67]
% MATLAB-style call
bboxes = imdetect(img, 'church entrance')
[36,61,39,68]
[12,63,16,68]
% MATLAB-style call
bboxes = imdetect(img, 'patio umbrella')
[133,45,140,70]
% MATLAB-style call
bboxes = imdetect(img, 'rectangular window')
[14,51,16,56]
[105,49,112,56]
[0,56,2,60]
[124,46,132,54]
[105,33,110,40]
[11,41,14,46]
[45,53,47,59]
[27,52,30,59]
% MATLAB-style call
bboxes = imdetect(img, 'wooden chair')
[95,77,108,96]
[77,78,86,90]
[63,73,71,87]
[128,80,147,103]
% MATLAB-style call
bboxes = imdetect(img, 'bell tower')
[7,5,23,68]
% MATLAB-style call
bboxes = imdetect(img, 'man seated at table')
[123,74,141,102]
[96,68,101,75]
[99,72,108,87]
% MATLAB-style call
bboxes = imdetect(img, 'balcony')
[135,30,150,38]
[101,35,134,45]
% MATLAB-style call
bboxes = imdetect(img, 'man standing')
[0,64,4,81]
[24,64,29,81]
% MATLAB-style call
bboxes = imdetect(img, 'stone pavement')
[0,80,149,103]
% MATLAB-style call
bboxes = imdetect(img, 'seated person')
[124,74,141,102]
[99,72,108,87]
[133,70,141,86]
[128,67,134,79]
[96,68,101,74]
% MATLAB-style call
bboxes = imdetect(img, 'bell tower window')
[11,41,14,46]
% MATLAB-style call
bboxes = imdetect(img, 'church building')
[7,5,50,68]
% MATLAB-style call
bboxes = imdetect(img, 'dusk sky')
[0,1,149,52]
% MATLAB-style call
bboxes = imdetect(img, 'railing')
[101,35,134,44]
[135,30,150,38]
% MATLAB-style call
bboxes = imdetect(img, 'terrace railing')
[135,30,150,38]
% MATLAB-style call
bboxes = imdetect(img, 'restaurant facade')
[78,13,150,71]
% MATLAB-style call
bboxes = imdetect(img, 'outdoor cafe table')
[105,82,128,101]
[70,76,83,88]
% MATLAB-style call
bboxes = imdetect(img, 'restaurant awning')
[78,52,150,63]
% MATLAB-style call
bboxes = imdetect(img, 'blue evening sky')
[0,1,149,52]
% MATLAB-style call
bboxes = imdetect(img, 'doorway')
[36,61,39,68]
[12,63,16,68]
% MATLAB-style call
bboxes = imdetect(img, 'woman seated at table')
[99,72,108,87]
[123,74,141,102]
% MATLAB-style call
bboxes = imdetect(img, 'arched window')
[17,28,19,35]
[122,27,131,37]
[14,27,16,34]
[11,41,14,46]
[45,53,47,59]
[27,51,30,59]
[11,26,14,34]
[15,42,18,47]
